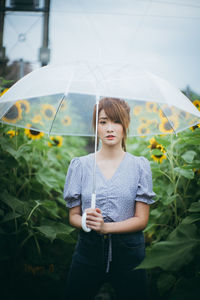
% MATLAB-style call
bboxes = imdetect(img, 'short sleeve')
[135,157,156,204]
[63,158,82,208]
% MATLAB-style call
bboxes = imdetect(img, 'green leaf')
[35,168,61,191]
[154,136,170,147]
[182,214,200,224]
[136,224,200,271]
[35,225,56,242]
[182,137,200,145]
[151,149,164,156]
[157,273,176,295]
[0,139,17,157]
[181,150,197,163]
[162,195,177,205]
[15,144,32,161]
[35,221,74,242]
[174,167,194,179]
[1,211,21,223]
[0,192,25,213]
[188,200,200,213]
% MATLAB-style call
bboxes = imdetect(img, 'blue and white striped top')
[63,152,156,222]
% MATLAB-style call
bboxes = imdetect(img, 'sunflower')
[6,130,18,138]
[0,88,9,97]
[159,117,179,134]
[32,115,43,124]
[148,137,166,163]
[133,106,142,116]
[41,104,56,120]
[62,116,71,126]
[193,168,200,176]
[146,102,158,113]
[2,102,22,124]
[189,124,200,131]
[17,99,30,113]
[149,118,159,127]
[147,138,166,153]
[151,144,167,163]
[137,124,150,135]
[159,105,175,120]
[48,136,63,147]
[193,100,200,111]
[24,124,44,140]
[178,110,190,120]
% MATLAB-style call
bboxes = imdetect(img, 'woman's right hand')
[84,208,106,234]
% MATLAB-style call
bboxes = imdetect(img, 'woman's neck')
[97,145,125,160]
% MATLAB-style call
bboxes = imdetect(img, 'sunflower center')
[164,108,172,116]
[53,139,59,145]
[45,109,53,117]
[141,128,147,134]
[164,121,173,131]
[5,105,19,120]
[30,129,40,136]
[21,104,26,111]
[151,143,157,149]
[179,111,186,118]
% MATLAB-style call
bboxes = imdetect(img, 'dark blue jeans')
[64,229,147,300]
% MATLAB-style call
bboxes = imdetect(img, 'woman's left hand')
[85,207,106,234]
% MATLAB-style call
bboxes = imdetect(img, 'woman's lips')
[106,135,115,140]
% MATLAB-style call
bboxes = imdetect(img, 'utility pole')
[0,0,7,64]
[39,0,50,66]
[0,0,51,69]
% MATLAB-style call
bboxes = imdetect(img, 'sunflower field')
[0,77,200,300]
[127,120,200,299]
[0,79,88,299]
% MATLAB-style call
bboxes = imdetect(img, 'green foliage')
[127,128,200,299]
[0,122,87,299]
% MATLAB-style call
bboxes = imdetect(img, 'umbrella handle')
[81,212,91,232]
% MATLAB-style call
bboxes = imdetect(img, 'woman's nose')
[106,122,114,131]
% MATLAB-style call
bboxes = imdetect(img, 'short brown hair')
[92,97,130,151]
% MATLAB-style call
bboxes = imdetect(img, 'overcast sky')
[3,0,200,93]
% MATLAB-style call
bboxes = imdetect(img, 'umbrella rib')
[48,67,76,136]
[48,94,65,136]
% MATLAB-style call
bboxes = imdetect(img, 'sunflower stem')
[168,134,178,226]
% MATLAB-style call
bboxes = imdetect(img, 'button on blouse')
[63,152,156,222]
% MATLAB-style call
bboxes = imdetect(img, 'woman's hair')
[92,97,130,151]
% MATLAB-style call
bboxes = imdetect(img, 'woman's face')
[98,109,124,147]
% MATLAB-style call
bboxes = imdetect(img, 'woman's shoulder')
[70,153,94,165]
[126,152,150,166]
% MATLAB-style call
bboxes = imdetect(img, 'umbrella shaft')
[92,100,99,208]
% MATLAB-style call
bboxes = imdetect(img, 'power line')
[51,10,200,20]
[143,0,200,8]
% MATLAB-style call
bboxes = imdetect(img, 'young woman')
[63,97,156,300]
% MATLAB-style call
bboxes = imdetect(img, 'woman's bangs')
[102,101,122,124]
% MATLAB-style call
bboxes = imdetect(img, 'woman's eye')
[99,121,106,124]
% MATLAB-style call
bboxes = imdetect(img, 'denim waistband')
[79,229,144,273]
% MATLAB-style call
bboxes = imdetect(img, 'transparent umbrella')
[1,61,200,231]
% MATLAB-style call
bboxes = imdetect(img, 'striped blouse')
[63,152,156,222]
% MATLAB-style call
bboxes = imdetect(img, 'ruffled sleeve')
[135,157,156,204]
[63,158,82,208]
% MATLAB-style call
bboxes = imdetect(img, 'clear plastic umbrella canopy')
[1,61,200,137]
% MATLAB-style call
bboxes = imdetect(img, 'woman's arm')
[85,202,150,234]
[69,205,82,229]
[69,202,150,234]
[103,202,150,234]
